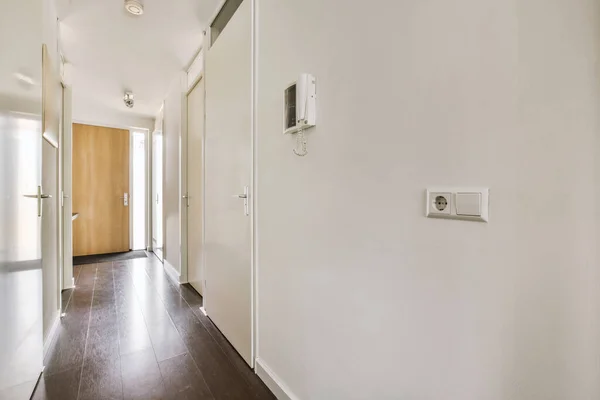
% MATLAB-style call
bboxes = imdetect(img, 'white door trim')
[129,130,133,250]
[185,75,206,296]
[151,129,164,260]
[146,127,152,251]
[250,0,258,369]
[61,86,73,290]
[180,71,189,283]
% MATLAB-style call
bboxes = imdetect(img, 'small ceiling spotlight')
[124,92,134,108]
[125,0,144,16]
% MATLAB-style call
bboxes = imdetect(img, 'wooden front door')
[73,123,130,256]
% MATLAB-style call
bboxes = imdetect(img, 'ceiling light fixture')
[125,0,144,16]
[124,92,135,108]
[13,72,36,86]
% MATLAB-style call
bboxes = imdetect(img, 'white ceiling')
[57,0,219,125]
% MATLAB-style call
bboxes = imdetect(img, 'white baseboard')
[43,312,61,358]
[255,358,299,400]
[163,259,181,285]
[199,306,207,316]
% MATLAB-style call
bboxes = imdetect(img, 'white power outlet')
[427,192,452,216]
[425,188,489,222]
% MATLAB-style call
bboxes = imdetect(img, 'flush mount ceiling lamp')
[13,72,36,86]
[125,0,144,16]
[124,92,134,108]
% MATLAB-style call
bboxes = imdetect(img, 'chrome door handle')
[234,186,249,216]
[23,186,51,217]
[183,194,189,207]
[61,191,69,207]
[119,193,129,206]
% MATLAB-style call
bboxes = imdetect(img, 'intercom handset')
[284,74,316,156]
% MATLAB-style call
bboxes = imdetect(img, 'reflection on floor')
[33,256,274,400]
[73,250,148,266]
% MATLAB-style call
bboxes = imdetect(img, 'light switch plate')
[456,192,481,216]
[425,188,489,222]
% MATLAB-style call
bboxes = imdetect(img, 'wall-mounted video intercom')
[283,73,316,135]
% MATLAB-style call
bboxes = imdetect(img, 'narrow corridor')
[33,256,274,400]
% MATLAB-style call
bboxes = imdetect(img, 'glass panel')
[132,131,146,250]
[0,0,44,396]
[210,0,244,46]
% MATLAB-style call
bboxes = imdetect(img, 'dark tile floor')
[33,255,275,400]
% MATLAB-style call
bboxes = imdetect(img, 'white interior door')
[205,0,253,366]
[41,44,61,347]
[187,78,205,295]
[152,131,164,261]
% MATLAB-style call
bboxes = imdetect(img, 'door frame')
[248,0,258,369]
[183,73,206,294]
[151,127,165,261]
[66,121,151,258]
[60,83,73,291]
[250,0,258,367]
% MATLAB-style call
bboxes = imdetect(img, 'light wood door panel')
[73,123,129,256]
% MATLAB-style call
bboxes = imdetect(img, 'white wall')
[255,0,600,399]
[163,73,186,279]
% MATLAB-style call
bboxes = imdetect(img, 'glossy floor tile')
[33,255,275,400]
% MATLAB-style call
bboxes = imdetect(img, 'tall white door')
[205,0,253,366]
[187,78,205,295]
[41,44,61,347]
[0,2,44,396]
[152,131,164,261]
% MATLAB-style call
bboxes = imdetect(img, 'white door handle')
[234,186,249,216]
[61,191,69,207]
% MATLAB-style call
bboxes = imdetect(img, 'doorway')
[186,76,205,296]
